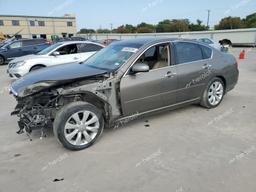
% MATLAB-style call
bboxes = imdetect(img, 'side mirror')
[6,45,10,50]
[52,51,60,56]
[131,63,149,74]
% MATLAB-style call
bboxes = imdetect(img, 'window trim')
[173,41,213,66]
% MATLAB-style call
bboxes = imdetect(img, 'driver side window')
[56,44,78,55]
[9,41,22,49]
[135,43,170,70]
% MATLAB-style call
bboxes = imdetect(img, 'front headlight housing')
[15,61,26,68]
[21,81,57,97]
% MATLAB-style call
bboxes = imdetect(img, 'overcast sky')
[0,0,255,29]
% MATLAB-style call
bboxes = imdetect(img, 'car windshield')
[1,41,13,48]
[37,43,63,55]
[84,43,141,71]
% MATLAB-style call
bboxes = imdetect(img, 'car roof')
[57,40,105,47]
[111,37,201,48]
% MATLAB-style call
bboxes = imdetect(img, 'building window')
[12,20,20,26]
[68,34,74,38]
[67,21,73,27]
[30,20,35,26]
[32,34,37,39]
[0,20,3,26]
[38,21,45,26]
[40,34,46,39]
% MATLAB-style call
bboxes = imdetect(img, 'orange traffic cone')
[239,50,245,60]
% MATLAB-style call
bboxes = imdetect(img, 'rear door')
[173,41,213,103]
[120,43,178,116]
[21,40,37,55]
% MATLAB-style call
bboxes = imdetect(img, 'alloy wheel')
[64,110,100,146]
[208,81,224,106]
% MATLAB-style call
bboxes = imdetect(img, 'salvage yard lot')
[0,48,256,192]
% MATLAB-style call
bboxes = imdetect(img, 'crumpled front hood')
[10,63,108,97]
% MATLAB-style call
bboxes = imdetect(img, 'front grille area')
[9,62,17,68]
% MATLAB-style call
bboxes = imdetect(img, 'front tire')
[53,102,104,151]
[0,56,5,65]
[200,77,225,109]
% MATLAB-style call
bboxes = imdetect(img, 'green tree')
[189,19,208,31]
[97,29,111,33]
[114,24,136,33]
[215,17,246,30]
[78,28,96,34]
[169,19,190,32]
[156,20,173,32]
[245,13,256,28]
[137,22,156,33]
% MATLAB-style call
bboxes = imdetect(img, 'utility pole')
[207,9,211,29]
[110,23,113,33]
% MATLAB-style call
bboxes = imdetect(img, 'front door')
[50,43,81,66]
[120,43,178,116]
[6,41,24,59]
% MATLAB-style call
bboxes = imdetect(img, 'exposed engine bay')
[10,74,122,139]
[12,91,60,137]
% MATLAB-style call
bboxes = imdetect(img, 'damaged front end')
[11,90,60,137]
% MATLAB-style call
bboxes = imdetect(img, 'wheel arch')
[0,54,6,63]
[59,91,112,122]
[215,75,227,93]
[29,64,46,72]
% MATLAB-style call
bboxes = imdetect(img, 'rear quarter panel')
[211,49,239,92]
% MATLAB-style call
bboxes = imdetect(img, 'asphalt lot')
[0,48,256,192]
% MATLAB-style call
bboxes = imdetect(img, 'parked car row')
[7,41,104,78]
[0,38,50,65]
[9,37,239,151]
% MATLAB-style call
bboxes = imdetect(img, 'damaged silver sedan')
[9,38,239,150]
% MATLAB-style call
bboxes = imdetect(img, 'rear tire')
[200,77,225,109]
[0,56,5,65]
[53,102,104,151]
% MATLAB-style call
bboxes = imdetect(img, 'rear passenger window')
[200,45,212,59]
[174,42,203,64]
[23,40,33,46]
[78,44,102,53]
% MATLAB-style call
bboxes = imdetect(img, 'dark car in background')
[0,38,50,65]
[10,38,239,150]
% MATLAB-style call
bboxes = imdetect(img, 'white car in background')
[7,41,104,78]
[197,38,221,50]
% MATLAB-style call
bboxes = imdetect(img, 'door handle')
[165,71,176,78]
[73,57,79,60]
[202,63,212,69]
